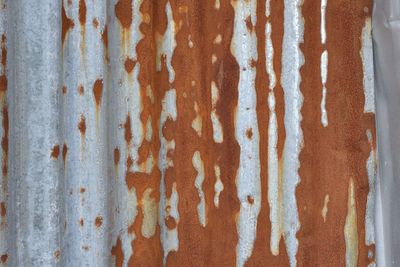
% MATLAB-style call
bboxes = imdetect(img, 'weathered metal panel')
[0,0,375,266]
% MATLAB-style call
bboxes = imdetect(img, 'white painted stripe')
[214,165,224,208]
[193,151,207,227]
[360,18,374,113]
[321,0,327,44]
[321,50,328,127]
[344,178,358,267]
[211,81,224,143]
[365,129,376,246]
[231,1,261,266]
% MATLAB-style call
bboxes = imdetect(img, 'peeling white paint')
[191,102,202,137]
[211,81,224,143]
[280,0,305,264]
[321,0,327,44]
[214,165,224,208]
[215,0,220,10]
[141,188,158,238]
[231,1,261,266]
[214,34,222,44]
[360,18,374,114]
[344,178,358,267]
[193,151,207,227]
[212,54,217,64]
[321,194,329,223]
[365,129,376,246]
[321,50,328,127]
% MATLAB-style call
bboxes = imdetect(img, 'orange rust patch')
[62,144,68,162]
[61,1,74,46]
[245,16,253,32]
[54,250,60,259]
[62,86,67,94]
[78,114,86,136]
[111,237,124,267]
[247,195,254,205]
[92,18,99,28]
[93,79,103,107]
[114,148,120,165]
[80,187,86,193]
[79,0,87,25]
[51,145,60,159]
[0,254,7,263]
[124,58,136,73]
[2,106,8,176]
[78,84,84,95]
[165,215,177,229]
[0,202,5,217]
[102,25,108,49]
[1,34,6,67]
[124,114,132,144]
[95,216,103,228]
[246,128,253,139]
[162,118,175,141]
[0,75,6,92]
[126,156,133,170]
[115,0,132,29]
[79,218,84,226]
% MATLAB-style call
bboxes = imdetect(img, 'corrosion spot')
[51,145,60,159]
[115,0,132,29]
[2,106,8,176]
[165,215,177,229]
[93,79,103,106]
[114,148,120,165]
[1,34,6,67]
[82,246,90,251]
[246,128,253,139]
[62,144,68,162]
[54,250,60,259]
[0,75,6,92]
[0,202,5,217]
[92,18,99,28]
[102,25,108,48]
[247,195,254,205]
[111,237,124,267]
[0,254,7,263]
[124,114,132,144]
[78,84,84,95]
[62,86,67,94]
[162,118,175,141]
[79,0,86,25]
[78,114,86,136]
[126,156,133,170]
[62,2,74,45]
[245,16,253,31]
[79,218,84,226]
[80,187,86,193]
[124,58,136,73]
[95,216,103,228]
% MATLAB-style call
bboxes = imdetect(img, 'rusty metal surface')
[0,0,376,266]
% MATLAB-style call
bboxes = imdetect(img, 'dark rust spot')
[115,0,132,29]
[82,245,90,251]
[162,118,175,141]
[78,84,84,95]
[124,58,136,73]
[54,250,60,259]
[2,106,8,176]
[0,254,7,263]
[102,25,108,49]
[62,144,68,162]
[62,86,67,94]
[80,187,86,193]
[245,16,253,32]
[114,148,120,165]
[92,18,99,28]
[0,202,5,217]
[126,156,133,170]
[62,1,74,45]
[95,216,103,228]
[51,145,60,159]
[124,114,132,144]
[0,75,7,92]
[246,128,253,139]
[93,79,103,107]
[79,218,84,226]
[79,0,87,25]
[165,215,176,229]
[1,35,6,68]
[111,237,124,267]
[78,114,86,136]
[247,195,254,205]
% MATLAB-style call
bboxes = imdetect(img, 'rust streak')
[51,145,60,159]
[114,148,120,166]
[1,106,8,177]
[124,58,136,73]
[124,114,132,144]
[115,0,133,29]
[111,237,124,267]
[93,79,103,107]
[78,114,86,136]
[0,202,5,217]
[61,1,74,46]
[62,144,68,162]
[95,216,103,228]
[79,0,87,25]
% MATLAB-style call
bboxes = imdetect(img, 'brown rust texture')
[61,1,74,46]
[53,0,373,265]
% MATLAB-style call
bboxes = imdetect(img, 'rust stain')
[78,114,86,136]
[80,187,85,193]
[54,250,60,260]
[162,118,175,141]
[247,195,254,205]
[165,215,177,229]
[124,58,136,73]
[51,145,60,159]
[62,86,67,94]
[246,128,253,139]
[93,79,103,107]
[1,35,6,67]
[115,0,132,29]
[124,114,132,144]
[61,1,74,46]
[102,25,108,49]
[79,218,84,226]
[0,75,6,92]
[114,148,120,166]
[0,202,5,217]
[2,106,8,177]
[62,144,68,162]
[0,254,7,263]
[78,0,87,25]
[95,216,103,228]
[78,84,84,95]
[111,237,124,267]
[92,18,99,28]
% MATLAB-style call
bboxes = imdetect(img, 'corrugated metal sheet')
[0,0,376,266]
